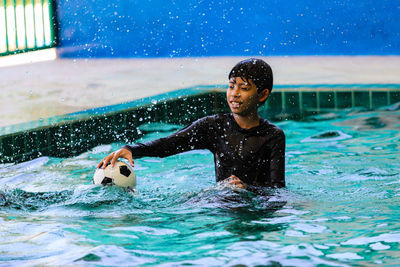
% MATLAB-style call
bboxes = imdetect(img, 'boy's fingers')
[101,158,109,169]
[227,175,240,182]
[226,175,246,189]
[237,183,245,189]
[97,148,134,169]
[100,152,113,169]
[96,161,102,168]
[110,150,120,167]
[120,148,134,167]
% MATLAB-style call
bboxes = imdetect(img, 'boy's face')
[227,77,261,116]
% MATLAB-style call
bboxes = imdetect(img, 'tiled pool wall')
[261,85,400,120]
[1,85,399,164]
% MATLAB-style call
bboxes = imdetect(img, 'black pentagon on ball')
[101,177,113,186]
[119,165,131,177]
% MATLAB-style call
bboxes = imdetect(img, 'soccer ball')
[93,161,136,189]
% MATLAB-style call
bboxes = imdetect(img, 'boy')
[98,58,285,189]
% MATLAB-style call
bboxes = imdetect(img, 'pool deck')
[1,55,400,127]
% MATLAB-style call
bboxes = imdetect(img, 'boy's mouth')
[230,101,242,109]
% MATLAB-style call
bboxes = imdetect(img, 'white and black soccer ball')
[93,161,136,189]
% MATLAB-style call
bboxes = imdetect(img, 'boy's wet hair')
[228,58,273,94]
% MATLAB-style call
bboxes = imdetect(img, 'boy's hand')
[97,148,134,169]
[226,175,247,189]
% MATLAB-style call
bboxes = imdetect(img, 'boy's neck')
[232,112,261,129]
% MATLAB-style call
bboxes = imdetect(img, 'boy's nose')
[232,88,241,97]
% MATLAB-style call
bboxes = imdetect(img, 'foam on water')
[1,107,400,266]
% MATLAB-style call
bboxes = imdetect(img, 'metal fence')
[0,0,56,56]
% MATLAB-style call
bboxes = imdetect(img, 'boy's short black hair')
[228,58,273,94]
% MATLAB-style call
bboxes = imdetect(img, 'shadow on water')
[181,186,288,237]
[0,186,140,212]
[223,191,287,238]
[223,210,287,239]
[0,188,72,211]
[335,106,400,131]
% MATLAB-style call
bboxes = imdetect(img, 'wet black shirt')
[124,114,285,188]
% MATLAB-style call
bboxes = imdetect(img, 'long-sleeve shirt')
[123,113,285,188]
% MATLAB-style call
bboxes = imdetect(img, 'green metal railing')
[0,0,56,56]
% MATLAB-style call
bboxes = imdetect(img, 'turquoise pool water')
[1,106,400,266]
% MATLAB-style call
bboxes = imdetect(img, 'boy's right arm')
[97,116,213,169]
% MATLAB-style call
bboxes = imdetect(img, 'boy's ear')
[258,89,270,102]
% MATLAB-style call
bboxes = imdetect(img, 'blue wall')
[56,0,400,57]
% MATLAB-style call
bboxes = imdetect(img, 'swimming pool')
[1,105,399,266]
